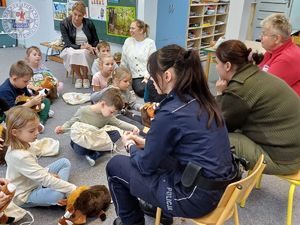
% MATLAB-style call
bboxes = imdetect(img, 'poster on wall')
[89,0,107,21]
[53,2,67,21]
[106,6,135,37]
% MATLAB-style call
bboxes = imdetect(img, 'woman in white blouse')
[121,19,156,98]
[60,1,99,89]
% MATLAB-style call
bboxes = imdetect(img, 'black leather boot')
[139,200,173,225]
[113,217,145,225]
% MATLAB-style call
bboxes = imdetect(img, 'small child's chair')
[155,154,266,225]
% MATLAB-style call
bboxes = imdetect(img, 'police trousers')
[106,155,224,225]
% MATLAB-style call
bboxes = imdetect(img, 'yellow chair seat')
[241,169,300,225]
[155,155,266,225]
[278,170,300,181]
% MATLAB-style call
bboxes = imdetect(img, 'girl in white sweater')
[4,106,76,207]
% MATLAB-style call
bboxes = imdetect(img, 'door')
[252,0,293,40]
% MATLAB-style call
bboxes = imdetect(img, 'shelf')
[214,32,225,36]
[186,1,229,61]
[200,45,211,49]
[189,15,203,18]
[202,24,215,28]
[188,27,201,30]
[215,22,226,26]
[201,34,214,38]
[187,37,201,41]
[191,3,229,6]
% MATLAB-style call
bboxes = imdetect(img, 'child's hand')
[29,95,42,106]
[0,178,9,188]
[132,127,139,135]
[49,173,60,179]
[55,126,64,134]
[142,78,148,83]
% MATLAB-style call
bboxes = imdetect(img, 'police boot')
[139,200,173,225]
[113,217,145,225]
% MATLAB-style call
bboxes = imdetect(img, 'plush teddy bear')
[15,95,45,113]
[58,185,111,225]
[0,183,16,224]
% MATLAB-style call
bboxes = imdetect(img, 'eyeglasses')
[261,30,277,37]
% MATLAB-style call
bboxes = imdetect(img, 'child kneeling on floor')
[55,87,139,166]
[4,106,76,207]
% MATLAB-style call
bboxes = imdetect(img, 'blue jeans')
[70,130,121,160]
[21,158,72,207]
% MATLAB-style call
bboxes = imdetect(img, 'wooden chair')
[155,154,266,225]
[241,170,300,225]
[66,69,75,84]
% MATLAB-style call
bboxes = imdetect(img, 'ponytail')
[148,44,224,128]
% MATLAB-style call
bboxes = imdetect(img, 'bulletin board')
[53,0,136,45]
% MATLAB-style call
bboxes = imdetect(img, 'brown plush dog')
[58,185,111,225]
[0,183,16,224]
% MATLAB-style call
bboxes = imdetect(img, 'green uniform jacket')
[216,64,300,164]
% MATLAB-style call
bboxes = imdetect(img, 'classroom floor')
[0,47,299,225]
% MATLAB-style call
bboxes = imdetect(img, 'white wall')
[144,0,158,40]
[225,0,253,40]
[7,0,61,53]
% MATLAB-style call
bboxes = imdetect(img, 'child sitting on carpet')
[91,41,111,75]
[55,87,139,166]
[4,106,76,207]
[0,61,51,126]
[91,54,114,92]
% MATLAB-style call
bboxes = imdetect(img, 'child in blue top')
[0,60,50,125]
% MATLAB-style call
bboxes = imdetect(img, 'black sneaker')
[139,200,173,225]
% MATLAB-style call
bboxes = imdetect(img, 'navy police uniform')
[106,92,235,225]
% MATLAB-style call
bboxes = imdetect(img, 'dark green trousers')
[229,133,300,175]
[39,98,50,124]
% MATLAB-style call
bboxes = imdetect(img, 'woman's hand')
[0,191,11,208]
[132,127,140,135]
[215,79,228,95]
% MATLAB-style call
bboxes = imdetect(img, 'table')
[203,40,266,78]
[40,42,64,64]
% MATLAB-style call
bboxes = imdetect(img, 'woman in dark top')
[60,1,99,89]
[106,44,236,225]
[215,40,300,175]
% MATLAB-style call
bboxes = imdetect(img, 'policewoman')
[106,44,237,225]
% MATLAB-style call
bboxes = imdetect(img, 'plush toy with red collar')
[140,102,159,128]
[0,183,16,224]
[58,185,111,225]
